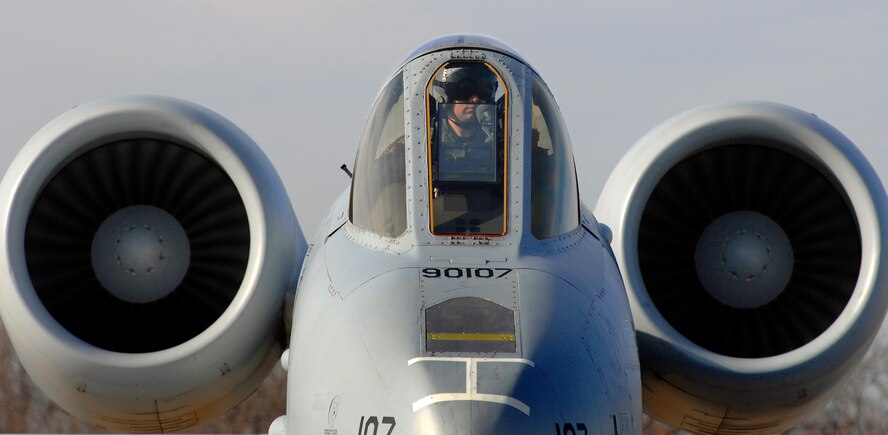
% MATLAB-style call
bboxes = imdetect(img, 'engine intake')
[0,96,305,431]
[639,143,860,358]
[26,138,251,353]
[595,101,888,433]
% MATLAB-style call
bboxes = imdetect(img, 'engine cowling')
[0,96,306,432]
[595,102,888,433]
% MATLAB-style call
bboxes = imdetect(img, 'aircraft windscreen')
[427,62,508,236]
[529,74,579,239]
[350,73,407,238]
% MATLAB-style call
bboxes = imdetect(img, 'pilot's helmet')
[433,63,498,104]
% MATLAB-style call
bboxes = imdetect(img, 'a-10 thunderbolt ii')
[0,34,886,435]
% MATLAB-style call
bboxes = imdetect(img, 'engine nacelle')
[0,96,306,432]
[595,102,888,433]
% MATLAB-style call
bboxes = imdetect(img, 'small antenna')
[340,164,353,179]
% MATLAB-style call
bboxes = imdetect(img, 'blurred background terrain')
[2,319,887,433]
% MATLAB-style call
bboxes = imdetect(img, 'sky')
[0,1,886,431]
[1,1,885,237]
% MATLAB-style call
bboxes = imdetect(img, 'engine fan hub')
[91,205,191,303]
[695,211,794,309]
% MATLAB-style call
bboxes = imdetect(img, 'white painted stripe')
[407,357,536,416]
[411,393,531,416]
[408,356,534,366]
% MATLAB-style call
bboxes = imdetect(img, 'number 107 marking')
[357,416,395,435]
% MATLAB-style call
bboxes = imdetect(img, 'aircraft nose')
[406,356,558,434]
[411,402,550,435]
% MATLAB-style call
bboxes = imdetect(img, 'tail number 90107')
[421,267,512,279]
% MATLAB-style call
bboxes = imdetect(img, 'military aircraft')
[0,34,885,435]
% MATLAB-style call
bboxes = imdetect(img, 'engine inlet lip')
[638,143,860,358]
[0,96,294,367]
[608,101,887,373]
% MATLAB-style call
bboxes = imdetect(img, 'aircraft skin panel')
[286,215,641,433]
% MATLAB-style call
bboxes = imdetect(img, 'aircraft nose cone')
[411,401,540,435]
[695,211,794,308]
[405,356,551,434]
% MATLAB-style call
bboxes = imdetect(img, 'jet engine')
[595,102,888,433]
[0,96,305,432]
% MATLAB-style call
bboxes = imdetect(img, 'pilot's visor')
[451,83,494,103]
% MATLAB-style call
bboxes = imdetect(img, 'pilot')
[436,63,497,143]
[433,63,499,177]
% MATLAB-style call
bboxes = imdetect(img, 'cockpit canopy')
[349,73,407,238]
[349,37,579,241]
[428,62,508,235]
